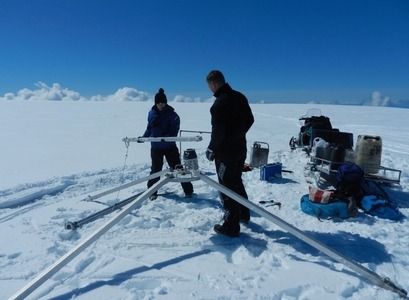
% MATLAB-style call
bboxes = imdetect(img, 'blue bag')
[361,195,401,220]
[300,194,356,220]
[337,163,365,183]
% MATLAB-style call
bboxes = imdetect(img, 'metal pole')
[66,192,143,230]
[123,136,202,143]
[198,173,407,298]
[83,169,169,201]
[9,176,171,300]
[178,129,211,160]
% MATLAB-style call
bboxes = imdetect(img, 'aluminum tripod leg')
[199,173,407,298]
[66,192,144,230]
[9,176,171,300]
[83,169,169,201]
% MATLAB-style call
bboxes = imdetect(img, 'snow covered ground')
[1,100,408,300]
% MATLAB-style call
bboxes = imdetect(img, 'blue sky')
[1,0,408,103]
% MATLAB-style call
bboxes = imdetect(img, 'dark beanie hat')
[154,88,167,104]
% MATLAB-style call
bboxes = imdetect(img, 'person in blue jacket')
[142,88,194,200]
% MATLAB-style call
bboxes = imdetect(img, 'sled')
[305,152,402,204]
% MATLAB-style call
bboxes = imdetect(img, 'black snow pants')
[215,158,250,227]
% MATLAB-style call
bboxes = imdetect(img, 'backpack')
[335,163,365,204]
[360,195,401,220]
[304,116,333,132]
[300,193,357,221]
[337,163,365,183]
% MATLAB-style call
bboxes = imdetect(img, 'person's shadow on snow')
[255,224,391,265]
[48,248,213,300]
[208,232,268,260]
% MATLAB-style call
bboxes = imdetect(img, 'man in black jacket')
[205,70,254,237]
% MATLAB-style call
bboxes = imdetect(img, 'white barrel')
[311,137,328,157]
[354,135,382,174]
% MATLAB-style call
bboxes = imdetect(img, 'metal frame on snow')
[9,141,407,299]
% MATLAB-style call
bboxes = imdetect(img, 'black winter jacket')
[208,83,254,161]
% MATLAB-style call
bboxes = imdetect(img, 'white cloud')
[365,91,393,107]
[0,83,211,103]
[1,84,407,108]
[0,83,153,102]
[0,82,88,101]
[173,95,202,103]
[3,93,15,100]
[90,87,151,102]
[16,88,35,100]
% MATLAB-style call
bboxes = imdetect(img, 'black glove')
[206,149,215,161]
[137,136,144,143]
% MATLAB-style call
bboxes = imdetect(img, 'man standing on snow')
[141,88,194,200]
[205,70,254,237]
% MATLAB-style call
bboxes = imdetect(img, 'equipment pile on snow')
[290,109,403,221]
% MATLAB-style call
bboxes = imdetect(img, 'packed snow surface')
[1,101,408,299]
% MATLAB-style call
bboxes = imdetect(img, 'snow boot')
[240,208,250,224]
[214,223,240,237]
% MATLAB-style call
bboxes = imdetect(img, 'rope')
[115,139,131,200]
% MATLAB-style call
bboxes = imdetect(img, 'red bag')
[308,186,334,203]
